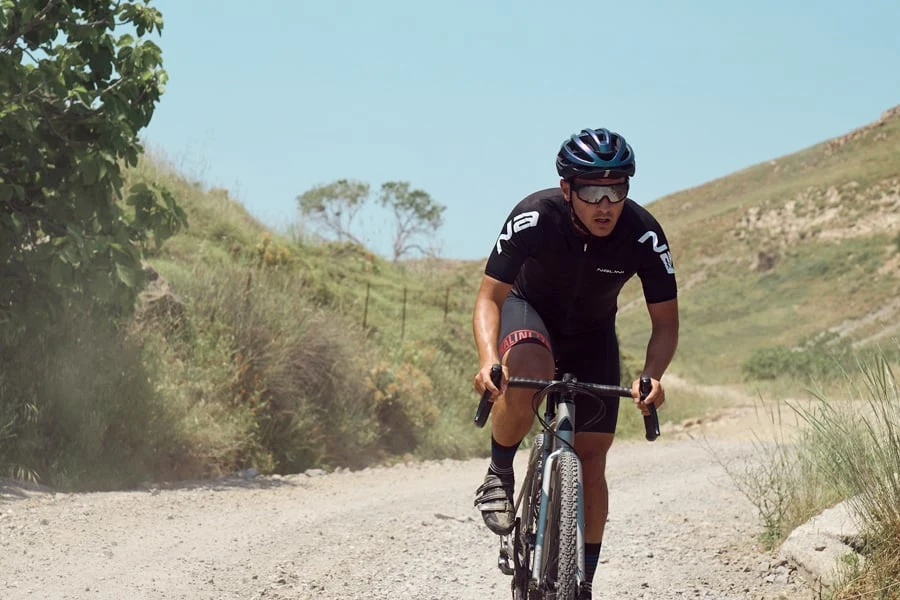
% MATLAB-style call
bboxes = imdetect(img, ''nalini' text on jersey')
[484,188,678,336]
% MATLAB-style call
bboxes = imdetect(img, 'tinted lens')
[574,183,628,204]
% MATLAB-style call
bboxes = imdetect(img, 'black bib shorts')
[498,294,622,434]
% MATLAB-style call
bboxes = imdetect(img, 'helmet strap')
[565,188,592,237]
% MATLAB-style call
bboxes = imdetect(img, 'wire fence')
[359,281,471,342]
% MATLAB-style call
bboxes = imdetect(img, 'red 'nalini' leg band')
[499,329,552,357]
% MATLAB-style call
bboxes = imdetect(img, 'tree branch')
[0,0,64,52]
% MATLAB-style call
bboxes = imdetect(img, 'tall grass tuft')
[794,356,900,599]
[151,260,383,472]
[717,396,841,548]
[730,347,900,598]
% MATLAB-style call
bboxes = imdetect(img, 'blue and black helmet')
[556,127,636,180]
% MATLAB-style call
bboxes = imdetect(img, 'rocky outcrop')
[136,263,186,333]
[825,104,900,154]
[779,500,864,589]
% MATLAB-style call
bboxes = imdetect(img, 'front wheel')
[538,451,580,600]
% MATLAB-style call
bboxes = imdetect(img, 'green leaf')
[71,85,93,107]
[66,225,85,244]
[49,259,69,287]
[115,262,140,288]
[161,187,176,210]
[91,273,115,303]
[8,212,25,234]
[75,197,96,221]
[60,244,81,266]
[82,156,99,185]
[127,183,150,204]
[0,1,13,31]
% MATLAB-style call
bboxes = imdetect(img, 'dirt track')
[0,407,815,600]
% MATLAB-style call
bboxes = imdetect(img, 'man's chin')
[589,222,615,237]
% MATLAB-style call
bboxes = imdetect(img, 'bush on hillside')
[742,332,856,381]
[742,332,900,383]
[365,361,438,454]
[154,262,385,472]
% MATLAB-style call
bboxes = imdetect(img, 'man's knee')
[576,432,615,481]
[504,342,554,378]
[496,343,553,417]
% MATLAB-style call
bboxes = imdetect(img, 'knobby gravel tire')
[540,451,579,600]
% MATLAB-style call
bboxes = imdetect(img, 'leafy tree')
[378,181,446,261]
[0,0,186,342]
[296,178,369,245]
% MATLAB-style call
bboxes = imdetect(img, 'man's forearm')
[642,324,678,380]
[473,299,501,366]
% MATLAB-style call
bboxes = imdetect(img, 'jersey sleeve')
[484,201,544,284]
[636,224,678,304]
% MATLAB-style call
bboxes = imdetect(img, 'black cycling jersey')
[484,188,677,336]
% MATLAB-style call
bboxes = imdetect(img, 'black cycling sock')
[585,542,602,588]
[488,436,520,481]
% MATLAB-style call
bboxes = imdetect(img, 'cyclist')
[472,127,679,595]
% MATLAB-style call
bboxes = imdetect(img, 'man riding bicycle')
[472,127,679,596]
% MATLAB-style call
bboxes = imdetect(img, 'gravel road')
[0,408,815,600]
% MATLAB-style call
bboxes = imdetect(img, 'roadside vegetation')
[1,1,494,490]
[726,348,900,599]
[1,1,185,489]
[807,358,900,599]
[2,150,487,488]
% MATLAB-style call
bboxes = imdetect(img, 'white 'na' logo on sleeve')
[638,230,676,274]
[496,211,539,254]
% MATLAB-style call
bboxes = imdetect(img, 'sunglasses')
[573,182,629,204]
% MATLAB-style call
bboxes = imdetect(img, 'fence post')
[401,286,407,342]
[363,282,370,329]
[443,288,450,321]
[243,270,253,317]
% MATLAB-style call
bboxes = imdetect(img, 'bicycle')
[474,365,660,600]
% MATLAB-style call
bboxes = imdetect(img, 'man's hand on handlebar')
[631,376,665,416]
[473,362,508,399]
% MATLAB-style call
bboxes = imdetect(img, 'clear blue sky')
[143,0,900,260]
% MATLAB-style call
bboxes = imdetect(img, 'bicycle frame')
[475,367,657,599]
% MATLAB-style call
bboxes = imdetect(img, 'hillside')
[7,107,899,490]
[2,147,503,490]
[616,105,900,382]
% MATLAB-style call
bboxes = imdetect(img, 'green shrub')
[741,346,803,380]
[156,261,383,472]
[393,332,483,460]
[742,333,854,382]
[743,333,900,383]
